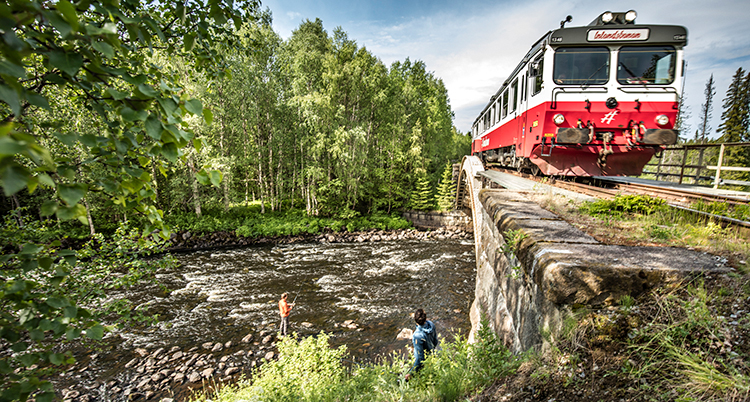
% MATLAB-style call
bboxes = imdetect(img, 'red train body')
[471,11,687,176]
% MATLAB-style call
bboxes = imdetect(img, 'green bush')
[192,318,520,402]
[580,194,667,217]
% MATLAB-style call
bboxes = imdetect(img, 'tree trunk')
[187,157,202,217]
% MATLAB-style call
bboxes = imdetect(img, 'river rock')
[262,335,273,344]
[145,391,155,400]
[135,348,149,357]
[241,333,254,343]
[136,377,151,390]
[220,355,230,362]
[201,342,213,349]
[151,348,165,359]
[225,367,241,376]
[211,343,223,352]
[396,328,413,340]
[170,351,183,361]
[264,351,275,360]
[218,362,226,370]
[224,340,232,348]
[125,358,138,368]
[173,373,185,384]
[301,322,313,328]
[201,368,214,378]
[188,372,201,383]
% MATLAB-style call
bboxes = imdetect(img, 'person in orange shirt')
[278,292,295,336]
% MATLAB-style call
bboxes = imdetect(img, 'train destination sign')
[587,29,650,41]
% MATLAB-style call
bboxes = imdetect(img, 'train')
[471,10,687,176]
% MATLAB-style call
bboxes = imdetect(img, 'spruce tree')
[435,163,456,211]
[699,74,716,142]
[716,68,750,183]
[411,174,434,211]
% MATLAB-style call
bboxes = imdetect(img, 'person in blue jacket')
[405,308,437,380]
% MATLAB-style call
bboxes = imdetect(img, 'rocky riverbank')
[167,226,473,252]
[51,227,474,402]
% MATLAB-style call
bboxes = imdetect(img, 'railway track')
[487,166,750,230]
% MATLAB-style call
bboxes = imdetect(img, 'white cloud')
[265,0,750,136]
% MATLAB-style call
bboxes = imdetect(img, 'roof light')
[601,12,614,23]
[656,115,669,126]
[625,10,637,22]
[553,114,566,125]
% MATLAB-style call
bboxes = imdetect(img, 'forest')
[0,1,470,400]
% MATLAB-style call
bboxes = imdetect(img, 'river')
[54,238,476,401]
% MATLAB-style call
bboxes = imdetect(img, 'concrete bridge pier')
[455,155,729,353]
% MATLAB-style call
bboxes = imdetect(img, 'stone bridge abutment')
[456,155,728,353]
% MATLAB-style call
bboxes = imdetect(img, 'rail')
[642,142,750,188]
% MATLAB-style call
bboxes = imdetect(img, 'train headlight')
[625,10,637,22]
[601,12,614,23]
[655,115,669,126]
[553,114,565,125]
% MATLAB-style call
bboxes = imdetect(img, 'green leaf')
[36,391,55,402]
[0,60,26,78]
[25,92,50,109]
[121,107,148,122]
[0,359,12,374]
[106,88,129,101]
[49,49,84,77]
[10,341,28,353]
[65,327,81,341]
[184,33,196,51]
[192,138,203,152]
[185,99,202,115]
[203,108,214,125]
[0,136,26,156]
[157,97,178,116]
[49,353,65,365]
[38,257,53,269]
[0,162,30,196]
[92,41,114,59]
[63,306,77,318]
[196,170,209,185]
[56,204,86,221]
[209,170,222,187]
[0,83,21,116]
[46,297,69,309]
[30,330,45,341]
[86,324,104,340]
[57,183,87,206]
[56,0,79,31]
[161,142,178,162]
[137,84,158,98]
[144,114,162,139]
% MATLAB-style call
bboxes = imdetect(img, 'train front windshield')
[617,46,676,85]
[553,47,610,86]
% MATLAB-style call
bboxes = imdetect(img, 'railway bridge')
[454,155,730,353]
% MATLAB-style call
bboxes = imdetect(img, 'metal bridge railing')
[642,142,750,188]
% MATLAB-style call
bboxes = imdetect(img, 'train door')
[517,68,531,163]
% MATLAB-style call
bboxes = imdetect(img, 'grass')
[536,193,750,273]
[190,320,521,402]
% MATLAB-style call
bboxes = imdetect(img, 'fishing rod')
[292,281,303,304]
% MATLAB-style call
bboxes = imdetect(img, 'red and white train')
[471,10,687,176]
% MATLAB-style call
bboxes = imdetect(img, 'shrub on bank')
[191,321,521,402]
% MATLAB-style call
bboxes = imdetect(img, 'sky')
[261,0,750,139]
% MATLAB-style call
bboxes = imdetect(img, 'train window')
[492,104,496,125]
[501,91,508,119]
[553,47,609,86]
[532,58,544,96]
[511,79,518,113]
[521,74,526,101]
[617,46,676,85]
